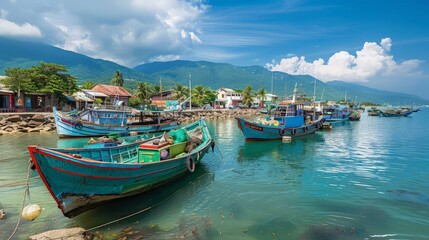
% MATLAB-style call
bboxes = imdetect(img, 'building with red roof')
[91,84,132,106]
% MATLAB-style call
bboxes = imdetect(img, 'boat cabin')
[323,105,350,119]
[79,107,131,126]
[271,104,304,128]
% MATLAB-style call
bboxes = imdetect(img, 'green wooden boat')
[28,119,213,217]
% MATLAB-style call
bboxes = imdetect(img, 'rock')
[18,128,29,133]
[28,120,43,128]
[28,128,42,133]
[31,114,47,122]
[6,115,21,122]
[18,121,29,127]
[4,127,14,132]
[29,227,86,240]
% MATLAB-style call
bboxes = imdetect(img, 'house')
[81,89,108,103]
[214,88,243,109]
[90,84,132,106]
[1,76,49,112]
[63,91,94,111]
[0,79,15,112]
[150,90,175,109]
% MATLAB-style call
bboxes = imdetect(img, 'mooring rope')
[7,158,32,240]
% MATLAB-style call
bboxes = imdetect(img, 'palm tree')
[256,87,268,108]
[241,85,254,107]
[111,70,124,86]
[81,81,96,90]
[135,82,151,103]
[192,85,208,107]
[256,88,268,102]
[173,84,189,100]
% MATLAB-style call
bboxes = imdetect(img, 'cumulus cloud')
[0,0,207,67]
[266,38,422,83]
[0,18,42,37]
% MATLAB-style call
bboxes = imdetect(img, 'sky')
[0,0,428,99]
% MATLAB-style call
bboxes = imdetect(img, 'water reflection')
[74,163,214,231]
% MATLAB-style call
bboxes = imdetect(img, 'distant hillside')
[135,60,428,105]
[0,37,147,84]
[1,38,426,104]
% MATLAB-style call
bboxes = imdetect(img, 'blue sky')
[0,0,428,99]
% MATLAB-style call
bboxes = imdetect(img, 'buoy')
[21,204,42,221]
[282,136,292,142]
[0,209,6,220]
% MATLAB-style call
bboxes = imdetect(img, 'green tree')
[203,89,216,105]
[3,67,35,96]
[31,62,78,106]
[151,84,161,95]
[111,70,124,86]
[128,97,142,107]
[173,84,189,100]
[256,88,268,102]
[81,81,96,90]
[135,82,151,103]
[192,85,210,107]
[241,85,254,107]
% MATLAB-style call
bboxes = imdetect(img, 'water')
[1,109,429,239]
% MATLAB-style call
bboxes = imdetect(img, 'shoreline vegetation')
[0,109,261,135]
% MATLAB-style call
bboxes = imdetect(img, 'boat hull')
[28,120,213,217]
[54,108,179,138]
[380,111,413,117]
[236,117,323,140]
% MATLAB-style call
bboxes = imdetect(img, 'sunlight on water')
[1,109,429,239]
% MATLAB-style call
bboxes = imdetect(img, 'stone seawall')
[176,109,262,122]
[0,109,262,135]
[0,113,56,135]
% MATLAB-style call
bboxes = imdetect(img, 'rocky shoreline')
[0,113,56,135]
[0,109,262,135]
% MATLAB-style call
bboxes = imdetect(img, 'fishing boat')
[379,108,414,117]
[236,103,324,140]
[28,119,213,217]
[367,107,381,116]
[348,110,361,121]
[322,105,352,123]
[53,106,180,138]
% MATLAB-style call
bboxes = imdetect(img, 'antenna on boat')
[292,83,298,103]
[312,76,317,121]
[188,74,192,111]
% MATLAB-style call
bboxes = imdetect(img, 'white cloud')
[0,18,42,37]
[266,38,422,83]
[0,0,207,67]
[149,54,181,62]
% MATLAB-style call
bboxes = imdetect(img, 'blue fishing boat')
[379,108,414,117]
[54,106,180,138]
[236,103,324,140]
[322,105,352,123]
[28,119,213,217]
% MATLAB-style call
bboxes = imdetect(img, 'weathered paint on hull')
[380,111,413,117]
[54,108,179,138]
[28,120,212,217]
[236,117,322,141]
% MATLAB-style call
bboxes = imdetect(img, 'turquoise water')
[1,109,429,239]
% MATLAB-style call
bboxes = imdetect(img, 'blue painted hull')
[28,120,213,217]
[236,117,324,140]
[380,111,413,117]
[54,108,180,138]
[324,113,351,122]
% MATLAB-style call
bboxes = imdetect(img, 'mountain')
[1,38,426,104]
[135,60,428,105]
[0,37,147,84]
